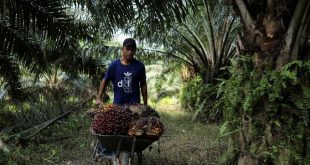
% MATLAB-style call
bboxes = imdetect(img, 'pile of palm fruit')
[87,104,123,118]
[92,108,132,135]
[126,104,164,138]
[89,104,164,139]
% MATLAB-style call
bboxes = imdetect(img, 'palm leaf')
[0,51,21,97]
[162,0,239,82]
[83,0,197,41]
[0,0,94,96]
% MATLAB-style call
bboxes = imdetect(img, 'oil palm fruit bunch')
[87,104,122,118]
[128,117,148,136]
[92,108,132,135]
[145,117,164,137]
[126,104,160,118]
[128,117,164,138]
[141,106,160,118]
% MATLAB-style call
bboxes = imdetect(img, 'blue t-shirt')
[103,58,146,105]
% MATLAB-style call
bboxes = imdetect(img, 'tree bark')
[234,0,255,32]
[276,0,310,69]
[228,0,309,164]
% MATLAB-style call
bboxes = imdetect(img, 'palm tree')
[84,0,196,41]
[0,0,95,98]
[0,0,197,99]
[219,0,310,164]
[230,0,310,70]
[164,0,239,83]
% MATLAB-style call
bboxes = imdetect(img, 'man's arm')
[96,79,108,104]
[141,80,148,105]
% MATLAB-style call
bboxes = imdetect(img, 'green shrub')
[180,76,206,111]
[180,76,220,123]
[217,58,310,164]
[0,109,15,128]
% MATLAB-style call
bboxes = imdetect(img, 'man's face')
[122,46,136,61]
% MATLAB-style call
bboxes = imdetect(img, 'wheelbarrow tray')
[92,131,158,152]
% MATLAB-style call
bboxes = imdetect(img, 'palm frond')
[162,0,240,82]
[0,0,94,96]
[0,51,21,98]
[83,0,197,41]
[0,19,47,73]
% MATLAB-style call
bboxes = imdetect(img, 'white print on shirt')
[117,72,133,93]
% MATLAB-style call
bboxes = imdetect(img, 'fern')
[217,59,310,163]
[192,99,206,121]
[292,85,310,126]
[219,120,241,137]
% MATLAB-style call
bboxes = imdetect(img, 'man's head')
[122,38,136,61]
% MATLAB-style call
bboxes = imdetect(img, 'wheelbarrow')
[91,130,158,165]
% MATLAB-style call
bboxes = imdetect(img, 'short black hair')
[123,38,136,48]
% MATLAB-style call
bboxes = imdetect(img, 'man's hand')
[96,98,103,106]
[97,79,107,107]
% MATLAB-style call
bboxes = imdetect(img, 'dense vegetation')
[218,59,310,164]
[1,0,309,164]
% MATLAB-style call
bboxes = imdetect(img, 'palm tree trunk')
[228,0,310,164]
[276,0,310,69]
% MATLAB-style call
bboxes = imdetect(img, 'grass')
[4,103,224,165]
[141,104,222,165]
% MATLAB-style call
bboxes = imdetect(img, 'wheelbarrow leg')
[91,140,98,160]
[115,137,123,165]
[137,152,143,165]
[129,137,136,165]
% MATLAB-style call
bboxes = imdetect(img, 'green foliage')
[146,63,182,105]
[0,0,94,97]
[2,105,224,164]
[217,58,310,164]
[14,100,64,130]
[163,0,240,83]
[219,120,241,137]
[0,132,29,165]
[218,58,305,116]
[0,105,15,127]
[0,75,95,143]
[180,76,206,111]
[292,85,310,125]
[180,76,220,122]
[0,111,91,164]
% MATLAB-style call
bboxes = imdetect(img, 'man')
[96,38,148,106]
[94,38,147,164]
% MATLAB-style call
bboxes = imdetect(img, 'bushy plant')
[180,76,220,123]
[0,104,15,128]
[180,76,205,111]
[217,57,310,164]
[146,63,181,105]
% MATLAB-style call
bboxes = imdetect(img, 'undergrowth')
[180,76,220,123]
[1,104,223,165]
[217,57,310,164]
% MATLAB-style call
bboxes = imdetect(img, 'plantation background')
[1,0,309,164]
